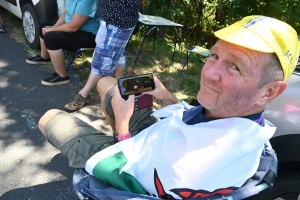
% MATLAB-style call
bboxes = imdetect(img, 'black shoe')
[42,73,70,86]
[0,27,5,33]
[26,55,51,64]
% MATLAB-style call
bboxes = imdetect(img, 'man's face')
[198,40,269,118]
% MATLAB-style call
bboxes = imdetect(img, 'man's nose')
[203,60,222,82]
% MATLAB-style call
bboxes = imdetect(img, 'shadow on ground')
[0,154,77,200]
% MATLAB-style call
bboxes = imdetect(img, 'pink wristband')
[118,132,131,141]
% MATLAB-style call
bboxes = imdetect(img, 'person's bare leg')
[64,72,104,111]
[79,73,104,98]
[65,66,122,111]
[40,38,50,59]
[97,77,117,132]
[114,66,125,79]
[79,65,123,98]
[39,109,62,133]
[48,49,67,77]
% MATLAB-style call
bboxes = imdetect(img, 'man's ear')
[256,81,288,106]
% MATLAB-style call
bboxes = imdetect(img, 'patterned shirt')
[96,0,140,29]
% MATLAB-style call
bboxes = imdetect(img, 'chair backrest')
[73,140,277,200]
[180,46,210,76]
[189,46,210,57]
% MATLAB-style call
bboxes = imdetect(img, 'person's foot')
[0,27,5,33]
[26,55,51,64]
[64,94,89,111]
[41,73,70,86]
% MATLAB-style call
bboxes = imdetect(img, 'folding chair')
[179,46,210,76]
[64,48,95,88]
[72,139,277,200]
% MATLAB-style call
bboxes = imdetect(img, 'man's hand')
[112,85,135,135]
[143,77,180,106]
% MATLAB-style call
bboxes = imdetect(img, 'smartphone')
[118,73,155,111]
[118,73,155,97]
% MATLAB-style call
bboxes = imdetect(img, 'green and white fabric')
[86,104,276,199]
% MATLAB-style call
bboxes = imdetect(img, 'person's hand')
[143,77,180,106]
[112,85,135,134]
[42,26,52,35]
[142,77,166,99]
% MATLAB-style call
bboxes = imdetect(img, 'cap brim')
[214,24,274,53]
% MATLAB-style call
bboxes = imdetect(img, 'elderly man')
[39,16,299,198]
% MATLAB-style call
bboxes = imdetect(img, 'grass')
[1,7,205,108]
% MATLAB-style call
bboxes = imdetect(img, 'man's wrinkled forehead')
[210,40,269,76]
[212,39,267,56]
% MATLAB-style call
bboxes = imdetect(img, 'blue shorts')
[91,20,135,76]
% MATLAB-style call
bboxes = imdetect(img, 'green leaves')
[144,0,300,50]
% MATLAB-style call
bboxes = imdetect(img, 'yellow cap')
[214,15,300,81]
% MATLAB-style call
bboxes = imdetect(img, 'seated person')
[38,15,299,199]
[26,0,99,86]
[64,0,140,111]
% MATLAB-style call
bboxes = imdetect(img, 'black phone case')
[120,70,153,111]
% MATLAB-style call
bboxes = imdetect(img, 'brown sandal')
[64,94,89,111]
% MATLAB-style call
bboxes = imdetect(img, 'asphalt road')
[0,30,109,199]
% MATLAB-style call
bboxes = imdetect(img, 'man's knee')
[97,77,117,100]
[39,109,62,133]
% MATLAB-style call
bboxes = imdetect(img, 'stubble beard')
[197,86,257,118]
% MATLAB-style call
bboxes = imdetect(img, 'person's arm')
[111,77,180,137]
[43,13,89,34]
[111,85,135,136]
[41,10,67,35]
[53,10,67,27]
[143,77,181,106]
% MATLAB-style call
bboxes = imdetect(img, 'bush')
[144,0,300,50]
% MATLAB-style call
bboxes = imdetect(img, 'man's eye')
[208,54,219,60]
[232,65,240,72]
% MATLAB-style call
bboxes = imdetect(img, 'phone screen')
[118,73,155,96]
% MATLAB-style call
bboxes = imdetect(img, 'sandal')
[65,94,89,111]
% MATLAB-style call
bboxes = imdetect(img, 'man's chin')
[197,99,209,109]
[197,93,213,108]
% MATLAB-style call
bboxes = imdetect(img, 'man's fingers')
[113,84,123,99]
[127,94,135,102]
[114,84,135,104]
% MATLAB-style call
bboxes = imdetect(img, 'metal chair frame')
[64,48,95,88]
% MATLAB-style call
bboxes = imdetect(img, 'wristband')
[114,132,131,142]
